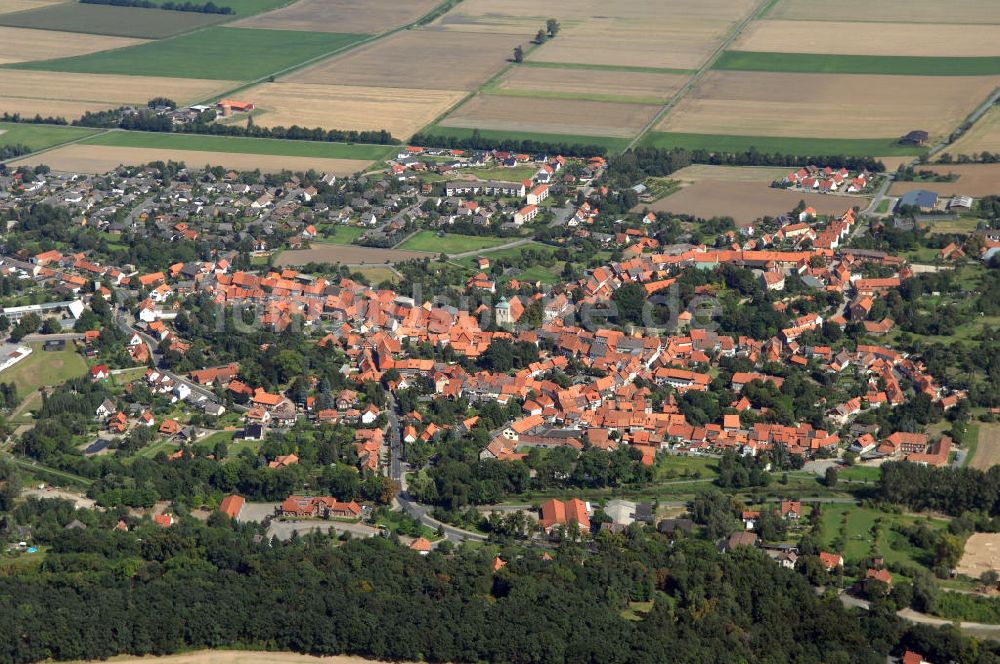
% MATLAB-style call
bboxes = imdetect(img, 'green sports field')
[715,51,1000,76]
[0,122,99,152]
[12,27,368,80]
[640,131,926,157]
[81,131,396,160]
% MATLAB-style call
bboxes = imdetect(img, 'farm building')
[899,130,929,146]
[897,189,938,213]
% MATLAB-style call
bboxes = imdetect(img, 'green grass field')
[640,131,926,157]
[398,231,513,254]
[2,343,88,398]
[82,130,395,160]
[715,51,1000,76]
[0,122,99,152]
[836,465,881,483]
[319,225,366,245]
[13,27,368,80]
[421,125,630,154]
[819,503,950,569]
[481,84,666,106]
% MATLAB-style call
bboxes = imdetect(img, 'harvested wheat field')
[877,156,916,171]
[646,180,865,224]
[0,26,146,64]
[440,94,659,138]
[233,0,438,33]
[769,0,1000,23]
[12,144,371,175]
[946,107,1000,157]
[289,30,517,91]
[238,82,462,138]
[431,0,755,68]
[275,245,434,266]
[657,71,1000,141]
[970,424,1000,472]
[531,0,758,70]
[0,70,238,119]
[0,0,63,15]
[670,164,795,183]
[958,532,1000,578]
[889,165,1000,198]
[68,650,425,664]
[496,66,688,102]
[734,20,1000,57]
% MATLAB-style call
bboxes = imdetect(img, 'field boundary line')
[626,0,774,152]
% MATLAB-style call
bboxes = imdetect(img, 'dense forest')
[2,498,979,664]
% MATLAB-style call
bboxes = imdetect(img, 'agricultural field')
[733,21,1000,58]
[274,245,435,267]
[80,130,394,159]
[431,0,758,71]
[668,164,793,183]
[439,94,661,139]
[12,27,367,81]
[0,0,63,16]
[0,70,238,121]
[644,180,867,224]
[766,0,1000,24]
[655,71,1000,144]
[0,122,98,151]
[397,231,513,254]
[946,106,1000,158]
[640,131,923,157]
[889,165,1000,198]
[12,144,372,175]
[0,27,147,66]
[715,52,1000,76]
[231,0,440,33]
[288,30,517,91]
[236,82,462,139]
[969,424,1000,472]
[2,343,88,398]
[491,66,688,104]
[0,2,229,38]
[957,532,1000,578]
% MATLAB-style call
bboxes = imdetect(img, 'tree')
[825,466,839,488]
[546,18,560,37]
[513,45,524,63]
[535,29,547,43]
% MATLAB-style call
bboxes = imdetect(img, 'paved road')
[861,174,895,218]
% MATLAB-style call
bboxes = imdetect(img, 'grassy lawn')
[455,241,557,268]
[318,225,367,245]
[640,131,925,157]
[134,439,178,460]
[875,199,891,214]
[352,266,399,285]
[13,27,368,80]
[654,454,719,481]
[962,423,981,468]
[458,165,539,181]
[2,343,88,398]
[0,122,98,152]
[819,503,950,569]
[420,125,630,154]
[82,130,394,160]
[925,218,982,235]
[836,465,881,483]
[516,265,560,284]
[716,51,1000,76]
[398,231,512,254]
